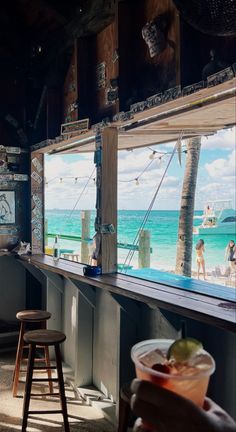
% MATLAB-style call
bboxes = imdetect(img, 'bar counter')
[19,254,236,333]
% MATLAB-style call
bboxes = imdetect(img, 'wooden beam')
[31,78,236,155]
[100,127,118,274]
[120,128,219,136]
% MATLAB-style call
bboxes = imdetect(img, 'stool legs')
[42,320,53,394]
[13,319,53,397]
[22,341,70,432]
[13,322,25,397]
[55,344,70,432]
[117,397,131,432]
[44,346,53,394]
[22,344,36,431]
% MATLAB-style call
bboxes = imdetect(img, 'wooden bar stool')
[117,382,132,432]
[13,310,52,397]
[22,329,70,432]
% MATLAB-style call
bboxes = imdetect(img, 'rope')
[67,168,96,220]
[120,135,183,272]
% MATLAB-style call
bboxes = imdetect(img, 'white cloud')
[205,150,235,178]
[202,127,236,151]
[45,154,96,209]
[44,128,235,211]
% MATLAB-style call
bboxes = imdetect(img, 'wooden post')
[31,152,44,254]
[98,127,118,273]
[81,210,91,264]
[44,219,48,247]
[138,230,150,268]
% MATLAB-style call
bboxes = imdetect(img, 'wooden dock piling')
[138,230,151,268]
[81,210,91,264]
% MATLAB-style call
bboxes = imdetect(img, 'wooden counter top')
[20,254,236,333]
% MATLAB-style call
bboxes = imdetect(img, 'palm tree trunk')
[175,137,201,277]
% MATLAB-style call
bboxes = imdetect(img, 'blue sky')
[45,127,235,211]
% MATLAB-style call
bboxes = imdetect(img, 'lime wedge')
[167,338,203,362]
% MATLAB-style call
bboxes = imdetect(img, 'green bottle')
[53,235,60,262]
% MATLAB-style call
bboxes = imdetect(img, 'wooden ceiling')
[0,0,116,147]
[39,77,236,155]
[0,0,115,79]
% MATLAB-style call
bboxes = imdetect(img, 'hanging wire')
[46,175,91,184]
[57,168,96,224]
[46,146,187,187]
[120,132,184,272]
[119,159,156,183]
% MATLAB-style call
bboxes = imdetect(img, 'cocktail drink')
[131,338,215,430]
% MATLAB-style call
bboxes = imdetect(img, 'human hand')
[131,379,236,432]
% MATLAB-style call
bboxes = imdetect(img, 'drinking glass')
[131,339,215,431]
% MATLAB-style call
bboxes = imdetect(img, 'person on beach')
[225,240,236,273]
[196,239,206,280]
[131,379,236,432]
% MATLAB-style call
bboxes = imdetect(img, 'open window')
[117,127,236,299]
[44,151,96,265]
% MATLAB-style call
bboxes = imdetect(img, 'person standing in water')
[196,239,206,280]
[225,240,236,273]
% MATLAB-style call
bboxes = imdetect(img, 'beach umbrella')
[173,0,236,36]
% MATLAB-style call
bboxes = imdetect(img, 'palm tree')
[175,137,202,277]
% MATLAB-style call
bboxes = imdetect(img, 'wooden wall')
[0,150,29,250]
[180,20,236,87]
[63,41,78,124]
[95,21,119,118]
[61,0,236,124]
[118,0,179,111]
[71,22,119,124]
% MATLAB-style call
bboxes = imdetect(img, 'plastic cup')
[131,339,215,430]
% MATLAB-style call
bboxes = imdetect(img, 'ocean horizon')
[45,209,236,272]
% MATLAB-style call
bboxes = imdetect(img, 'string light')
[149,150,156,160]
[45,175,92,184]
[46,145,188,189]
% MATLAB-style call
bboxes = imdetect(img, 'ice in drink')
[131,339,215,420]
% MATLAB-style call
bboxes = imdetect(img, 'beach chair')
[61,253,80,262]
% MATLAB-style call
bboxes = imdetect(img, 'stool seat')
[24,329,66,346]
[16,310,51,322]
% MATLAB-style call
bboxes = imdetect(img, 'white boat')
[193,200,236,235]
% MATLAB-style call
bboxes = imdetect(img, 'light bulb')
[135,178,139,186]
[157,157,163,166]
[60,178,63,183]
[149,151,156,160]
[75,177,78,184]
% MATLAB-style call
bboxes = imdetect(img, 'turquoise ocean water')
[45,209,236,272]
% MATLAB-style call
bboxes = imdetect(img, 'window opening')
[44,153,96,265]
[117,127,236,300]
